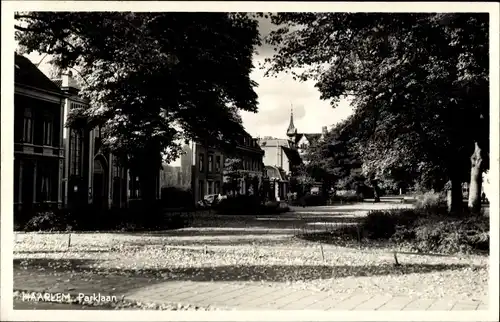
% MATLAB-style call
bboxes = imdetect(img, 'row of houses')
[13,52,327,213]
[160,136,269,204]
[14,53,158,214]
[14,53,279,213]
[159,108,330,203]
[158,106,332,204]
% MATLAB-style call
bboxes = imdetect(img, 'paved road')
[13,269,488,311]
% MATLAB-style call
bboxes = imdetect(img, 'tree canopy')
[16,12,260,161]
[15,12,262,202]
[265,13,489,211]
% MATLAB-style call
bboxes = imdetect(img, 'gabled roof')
[281,146,302,165]
[259,138,291,148]
[295,133,321,145]
[52,79,63,88]
[14,53,62,94]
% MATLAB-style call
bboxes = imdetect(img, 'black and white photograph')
[1,2,498,321]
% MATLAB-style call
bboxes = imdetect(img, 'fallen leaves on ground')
[14,230,489,301]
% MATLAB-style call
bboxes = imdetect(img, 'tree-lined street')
[10,10,492,314]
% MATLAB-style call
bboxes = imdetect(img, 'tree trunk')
[371,179,380,202]
[446,174,463,214]
[468,141,483,214]
[139,167,158,205]
[137,147,161,224]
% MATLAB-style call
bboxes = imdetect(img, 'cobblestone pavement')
[13,269,488,311]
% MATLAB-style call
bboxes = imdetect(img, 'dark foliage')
[160,187,194,208]
[214,195,261,215]
[213,195,289,215]
[290,194,326,207]
[18,202,193,232]
[363,207,489,254]
[329,194,365,204]
[363,209,421,239]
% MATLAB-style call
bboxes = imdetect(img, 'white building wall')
[261,145,291,175]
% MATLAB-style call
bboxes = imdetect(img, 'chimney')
[61,73,70,88]
[322,126,328,135]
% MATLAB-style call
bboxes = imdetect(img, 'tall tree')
[305,116,364,195]
[15,12,261,204]
[265,13,488,213]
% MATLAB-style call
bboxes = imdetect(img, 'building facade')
[160,131,265,205]
[14,54,160,211]
[224,134,266,197]
[258,137,301,176]
[191,140,226,202]
[14,54,162,214]
[264,165,289,201]
[52,72,132,209]
[52,72,162,210]
[14,54,66,212]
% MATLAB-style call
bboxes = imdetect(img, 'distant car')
[203,194,218,205]
[203,194,227,206]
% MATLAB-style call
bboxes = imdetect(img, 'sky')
[20,16,353,165]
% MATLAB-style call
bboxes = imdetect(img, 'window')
[23,108,33,143]
[113,160,120,178]
[208,154,214,173]
[40,167,52,202]
[199,153,204,172]
[70,129,83,176]
[300,143,308,149]
[215,156,221,173]
[43,117,53,146]
[215,181,221,194]
[130,175,141,199]
[208,181,213,194]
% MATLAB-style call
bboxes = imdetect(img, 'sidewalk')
[14,269,488,311]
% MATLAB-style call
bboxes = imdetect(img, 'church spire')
[286,105,297,137]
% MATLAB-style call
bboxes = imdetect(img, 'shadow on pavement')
[14,257,483,282]
[126,237,296,247]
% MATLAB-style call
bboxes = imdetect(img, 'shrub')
[330,190,364,204]
[24,210,74,232]
[363,208,489,254]
[296,194,326,206]
[161,187,194,208]
[362,209,420,239]
[261,201,289,214]
[21,202,193,232]
[412,215,489,254]
[415,191,447,211]
[214,195,261,215]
